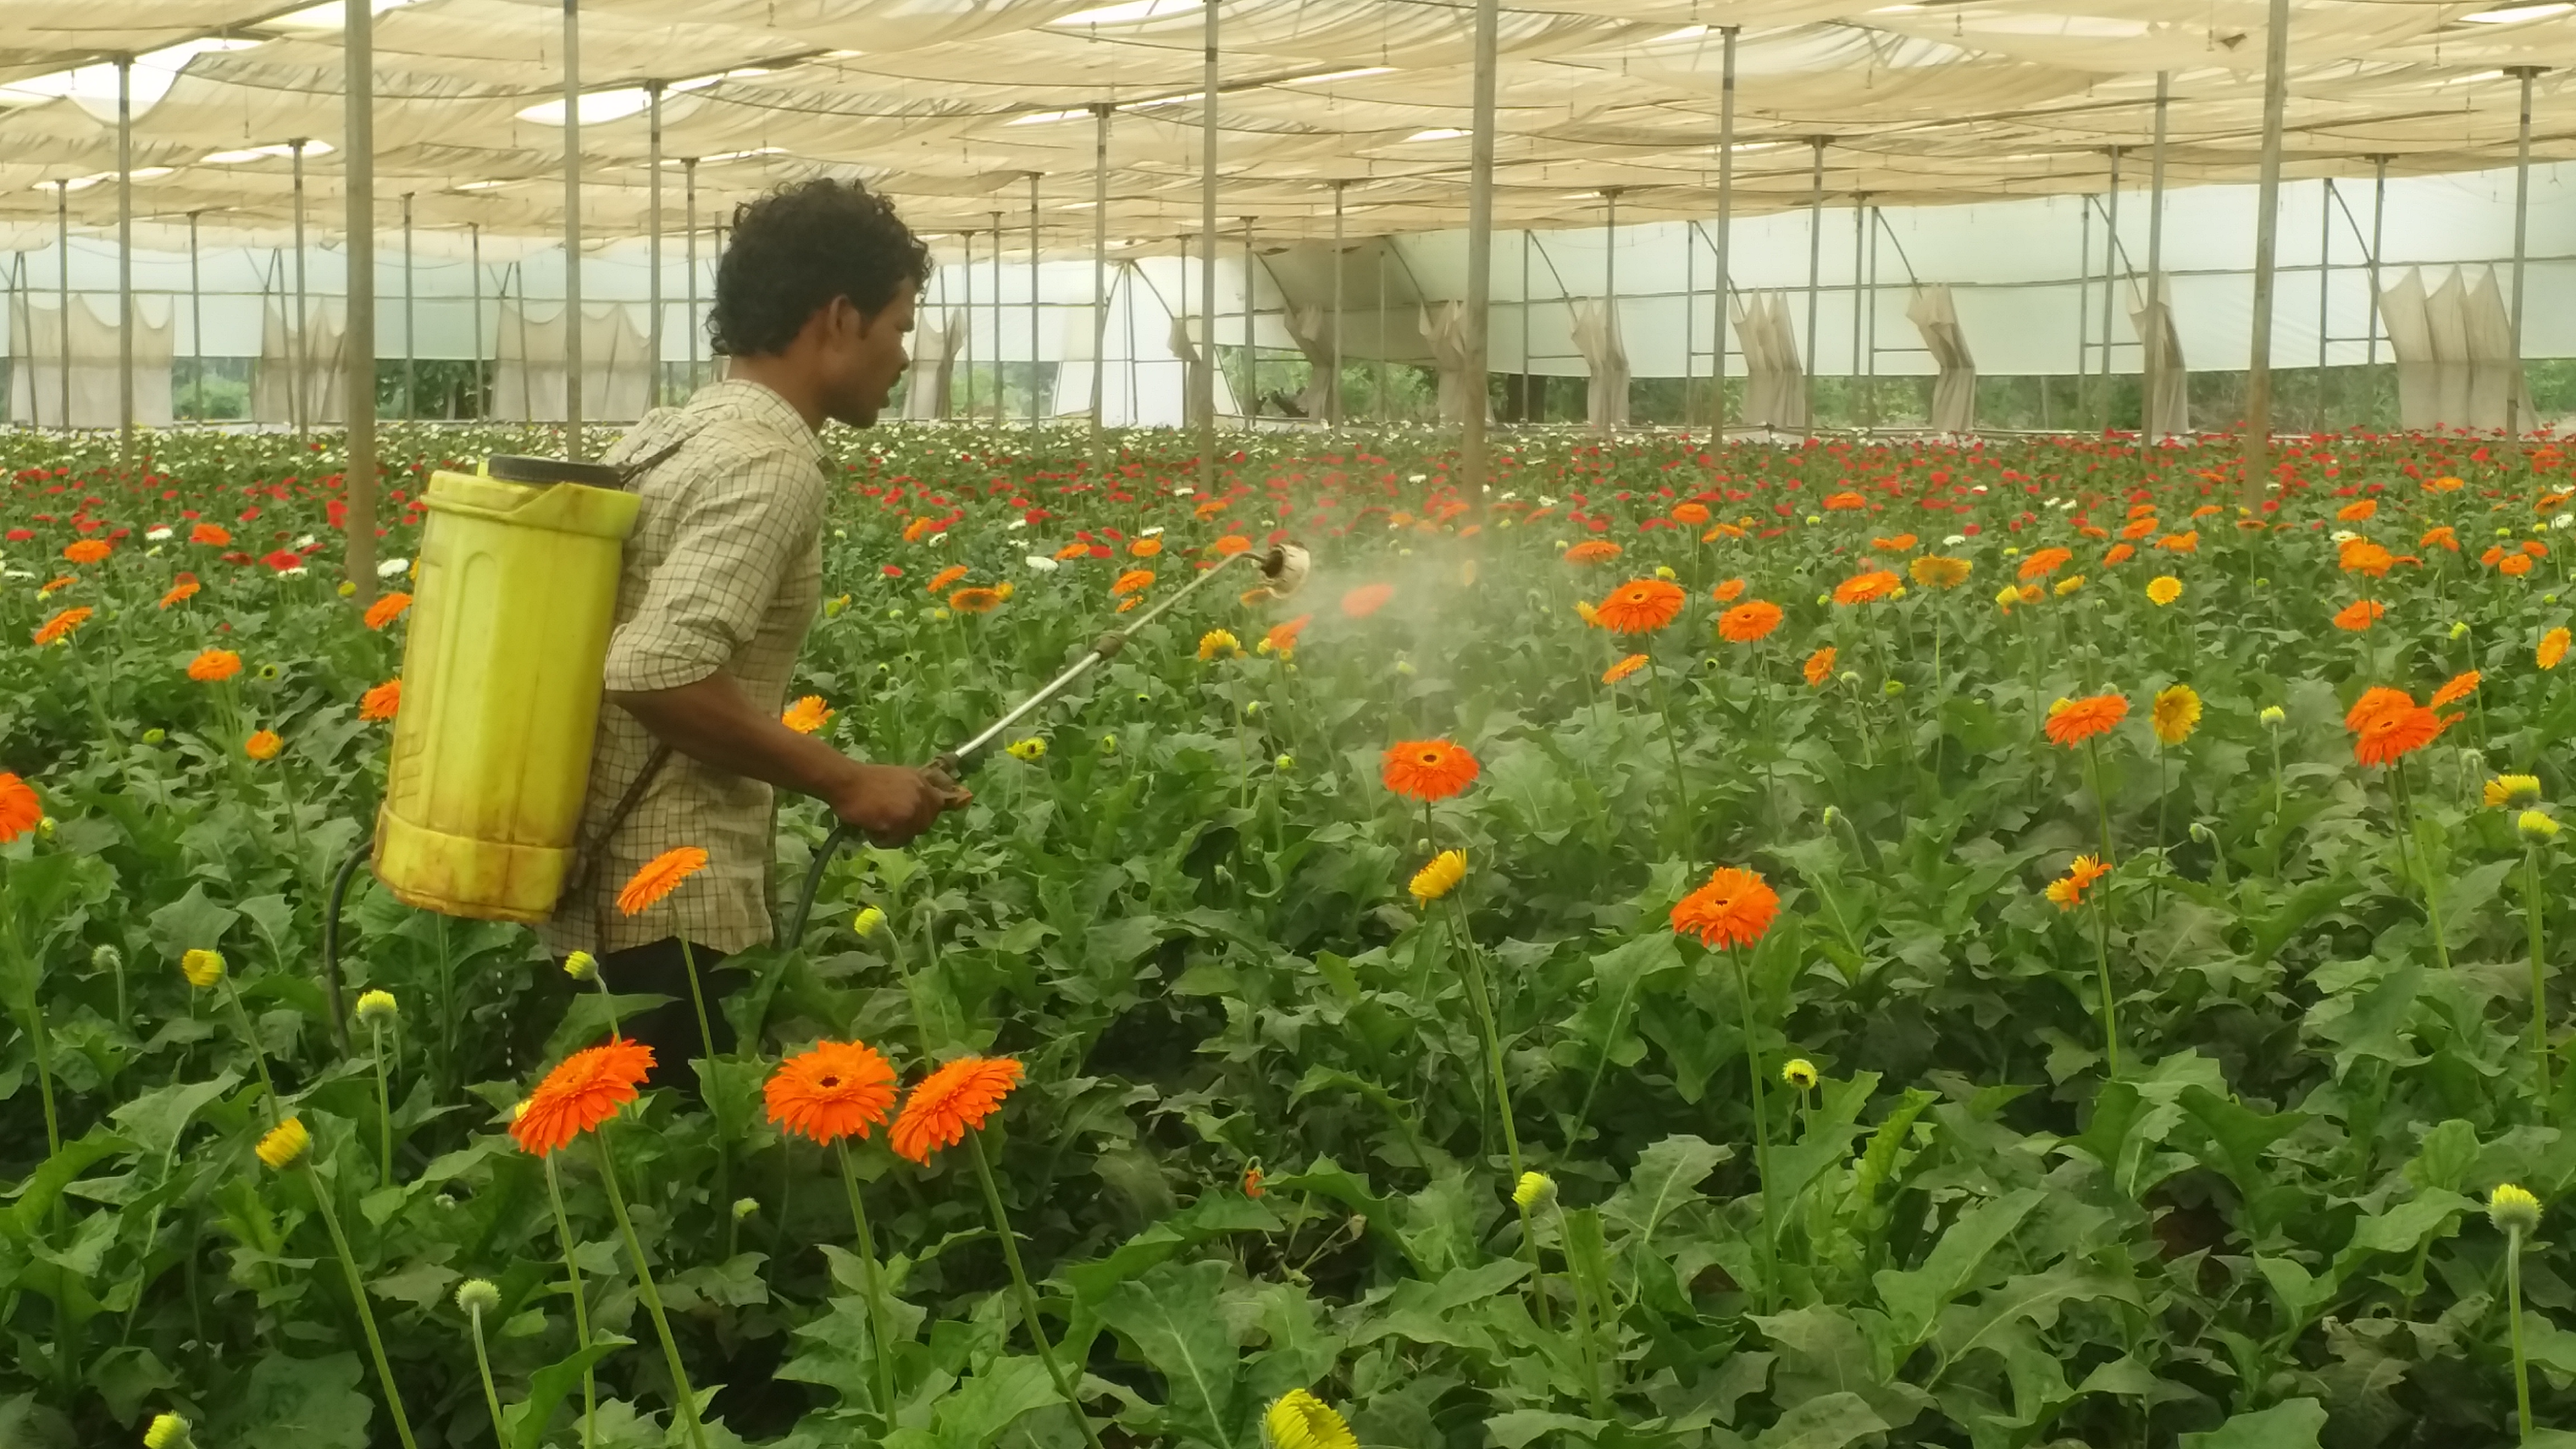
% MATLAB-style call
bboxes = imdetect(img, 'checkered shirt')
[538,379,829,956]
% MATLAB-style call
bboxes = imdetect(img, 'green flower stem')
[2083,736,2118,869]
[2509,1226,2535,1442]
[1552,1201,1612,1418]
[966,1131,1113,1449]
[1647,656,1697,870]
[2391,764,2454,973]
[1449,898,1525,1180]
[2091,892,2122,1081]
[589,1131,711,1449]
[593,972,623,1040]
[369,1020,395,1187]
[2526,847,2551,1109]
[220,978,283,1125]
[542,1154,596,1449]
[1727,946,1776,1311]
[300,1158,421,1449]
[676,935,733,1258]
[467,1305,506,1445]
[835,1139,899,1419]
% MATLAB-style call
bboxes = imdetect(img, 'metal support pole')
[2145,72,2168,441]
[1376,243,1388,424]
[2366,156,2386,371]
[189,211,203,422]
[2317,177,2333,431]
[1520,229,1531,419]
[1091,106,1110,446]
[2508,67,2539,439]
[2101,148,2120,432]
[1242,216,1255,420]
[1713,26,1738,439]
[345,0,380,598]
[1805,137,1825,422]
[1199,0,1220,492]
[683,162,698,393]
[402,193,415,419]
[1599,187,1618,437]
[54,182,68,429]
[990,214,1002,415]
[1461,0,1499,496]
[962,229,974,416]
[561,0,584,457]
[116,53,132,465]
[470,223,483,415]
[2243,0,2290,499]
[1330,180,1345,426]
[292,139,309,438]
[1865,203,1879,429]
[1020,173,1030,430]
[2077,192,2091,429]
[1849,194,1865,431]
[1683,215,1694,433]
[646,81,663,409]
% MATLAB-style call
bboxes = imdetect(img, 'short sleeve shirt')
[538,379,829,956]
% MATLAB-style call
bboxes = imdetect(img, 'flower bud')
[180,949,225,989]
[142,728,165,745]
[1274,754,1294,770]
[1781,1058,1819,1090]
[454,1278,501,1317]
[143,1412,195,1449]
[562,950,598,982]
[355,988,398,1024]
[2521,809,2560,845]
[91,943,121,974]
[2258,705,2286,727]
[1511,1171,1557,1210]
[2451,621,2471,640]
[337,580,357,598]
[1881,679,1905,697]
[852,906,886,938]
[255,1117,311,1171]
[2492,1182,2543,1237]
[733,1196,760,1221]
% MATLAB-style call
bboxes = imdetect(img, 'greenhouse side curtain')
[1053,265,1200,428]
[1569,299,1631,429]
[1419,301,1484,425]
[1733,292,1807,433]
[1905,286,1976,434]
[904,308,962,421]
[2127,285,2189,439]
[491,302,654,424]
[1165,313,1242,428]
[6,293,175,428]
[2376,266,2530,433]
[253,299,347,425]
[1284,305,1336,421]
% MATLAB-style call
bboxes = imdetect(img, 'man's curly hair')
[709,179,930,357]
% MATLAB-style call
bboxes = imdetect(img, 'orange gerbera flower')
[1382,739,1480,801]
[1602,654,1649,685]
[1053,540,1090,561]
[1261,614,1311,655]
[159,574,202,609]
[187,648,242,683]
[1832,569,1900,606]
[2339,538,2395,577]
[2332,599,2386,632]
[2044,693,2128,746]
[2119,517,2158,541]
[359,679,402,721]
[618,846,709,915]
[63,539,111,565]
[2421,525,2459,552]
[2338,499,2379,522]
[1669,866,1781,949]
[891,1055,1023,1163]
[1822,490,1865,511]
[782,695,833,734]
[31,607,91,646]
[1212,533,1251,556]
[2156,530,2200,554]
[949,586,1007,614]
[2431,670,2482,708]
[2045,854,2113,911]
[902,516,939,544]
[364,592,412,630]
[1712,577,1746,603]
[1341,582,1395,618]
[1130,537,1164,557]
[0,773,39,845]
[1717,599,1783,642]
[2353,703,2445,766]
[765,1039,898,1145]
[511,1039,657,1157]
[1803,645,1836,686]
[1871,533,1919,553]
[190,523,231,547]
[2017,547,2073,581]
[2345,686,2417,733]
[1672,502,1711,526]
[1594,577,1686,634]
[2103,543,2136,566]
[926,565,969,594]
[2542,627,2571,670]
[1910,556,1972,589]
[2503,554,2536,577]
[1111,569,1156,596]
[245,729,283,761]
[1563,540,1623,566]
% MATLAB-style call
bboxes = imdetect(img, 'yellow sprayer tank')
[374,457,640,923]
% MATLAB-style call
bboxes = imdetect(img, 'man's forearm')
[609,674,859,801]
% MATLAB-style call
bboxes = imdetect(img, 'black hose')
[784,823,855,947]
[320,845,368,1054]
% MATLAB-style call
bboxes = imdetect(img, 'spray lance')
[781,538,1313,943]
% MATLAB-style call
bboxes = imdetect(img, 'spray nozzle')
[1256,542,1313,598]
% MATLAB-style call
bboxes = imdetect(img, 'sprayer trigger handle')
[1092,632,1128,659]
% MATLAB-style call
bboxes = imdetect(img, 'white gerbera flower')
[1024,554,1060,572]
[377,556,410,578]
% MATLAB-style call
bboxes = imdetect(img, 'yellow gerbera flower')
[1408,849,1467,905]
[1263,1390,1358,1449]
[256,1117,311,1171]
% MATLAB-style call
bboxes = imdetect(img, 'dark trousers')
[572,937,741,1103]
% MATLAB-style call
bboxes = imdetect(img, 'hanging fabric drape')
[2376,266,2530,433]
[902,308,963,420]
[490,301,654,423]
[1568,299,1630,429]
[8,293,174,428]
[253,298,346,425]
[1166,310,1237,428]
[1732,292,1807,433]
[1053,263,1196,427]
[1905,286,1977,434]
[1419,300,1482,424]
[2127,283,2189,439]
[1283,304,1336,420]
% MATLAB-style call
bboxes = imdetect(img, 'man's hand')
[828,762,972,845]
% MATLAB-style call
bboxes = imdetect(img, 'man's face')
[823,283,916,428]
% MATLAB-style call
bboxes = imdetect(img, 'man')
[541,178,968,1088]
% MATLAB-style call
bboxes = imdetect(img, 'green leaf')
[1874,1187,2044,1352]
[1488,1410,1609,1447]
[107,1071,241,1159]
[1753,1391,1889,1449]
[145,883,240,962]
[224,1352,373,1449]
[2177,1398,2328,1449]
[1765,1072,1880,1214]
[933,1356,1063,1449]
[2178,1087,2309,1238]
[1095,1259,1243,1448]
[1601,1134,1729,1244]
[505,1337,631,1449]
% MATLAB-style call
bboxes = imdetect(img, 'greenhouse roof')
[0,0,2568,253]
